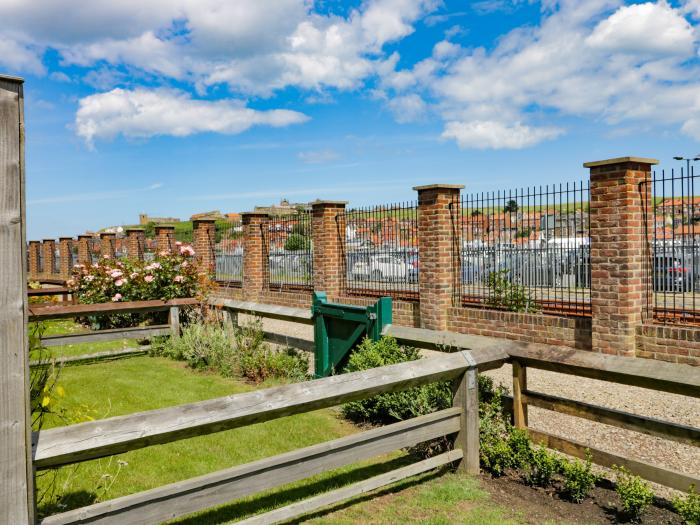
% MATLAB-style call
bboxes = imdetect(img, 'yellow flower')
[41,396,51,407]
[56,386,65,397]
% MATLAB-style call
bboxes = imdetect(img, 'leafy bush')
[486,269,539,313]
[68,245,203,328]
[524,445,561,487]
[561,451,598,503]
[341,337,451,425]
[673,485,700,525]
[284,233,310,251]
[234,318,308,383]
[613,466,654,520]
[155,317,308,383]
[478,378,519,476]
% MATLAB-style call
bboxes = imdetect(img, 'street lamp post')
[673,155,700,174]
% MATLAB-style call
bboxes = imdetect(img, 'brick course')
[77,235,91,265]
[155,225,175,254]
[312,201,346,297]
[42,239,56,275]
[126,229,145,260]
[28,241,40,277]
[241,213,268,300]
[99,233,116,259]
[58,237,73,277]
[193,219,216,274]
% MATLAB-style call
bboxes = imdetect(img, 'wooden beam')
[33,351,477,469]
[262,331,314,352]
[27,287,69,296]
[41,409,461,525]
[512,361,528,429]
[28,298,197,321]
[528,429,700,492]
[40,325,170,347]
[236,450,463,525]
[524,390,700,447]
[210,297,314,324]
[451,367,479,474]
[30,348,149,368]
[168,306,179,338]
[508,347,700,398]
[382,325,508,371]
[0,75,34,524]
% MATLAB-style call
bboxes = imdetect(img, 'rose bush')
[68,242,203,328]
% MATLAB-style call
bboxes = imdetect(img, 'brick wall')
[126,229,145,260]
[193,219,216,274]
[58,237,73,277]
[155,225,175,254]
[636,324,700,366]
[100,233,116,259]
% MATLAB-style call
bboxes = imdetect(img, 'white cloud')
[586,2,694,56]
[0,0,438,96]
[387,94,428,123]
[442,120,563,149]
[297,149,340,163]
[75,88,309,147]
[0,36,45,75]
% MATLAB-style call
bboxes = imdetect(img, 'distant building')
[139,213,180,225]
[254,198,310,216]
[190,210,226,221]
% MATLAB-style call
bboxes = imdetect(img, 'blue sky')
[3,0,700,239]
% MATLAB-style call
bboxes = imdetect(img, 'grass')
[37,320,567,525]
[31,319,140,358]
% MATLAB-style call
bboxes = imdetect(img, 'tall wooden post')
[0,75,34,523]
[452,352,479,474]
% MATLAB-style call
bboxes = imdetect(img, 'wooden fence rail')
[35,350,486,525]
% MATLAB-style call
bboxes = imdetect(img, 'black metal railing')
[456,181,591,317]
[342,202,419,300]
[650,166,700,324]
[267,211,313,291]
[216,220,243,286]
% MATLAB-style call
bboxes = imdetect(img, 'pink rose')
[175,241,182,247]
[110,270,123,278]
[174,275,183,283]
[115,279,125,287]
[144,275,154,283]
[111,293,122,302]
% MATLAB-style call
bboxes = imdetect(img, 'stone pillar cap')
[583,157,659,168]
[99,232,116,237]
[192,217,217,222]
[413,184,465,191]
[42,238,56,242]
[311,200,348,206]
[58,236,74,240]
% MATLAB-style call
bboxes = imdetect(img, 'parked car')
[352,255,408,281]
[407,255,419,283]
[653,254,693,292]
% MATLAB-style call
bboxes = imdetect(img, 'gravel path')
[247,314,699,497]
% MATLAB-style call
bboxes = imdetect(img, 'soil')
[480,472,683,525]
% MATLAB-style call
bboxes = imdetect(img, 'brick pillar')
[414,184,464,331]
[42,239,56,275]
[241,212,269,299]
[126,228,145,260]
[77,235,91,265]
[28,241,40,277]
[585,156,658,356]
[193,219,216,274]
[155,225,175,254]
[99,232,116,259]
[312,200,347,298]
[58,237,73,277]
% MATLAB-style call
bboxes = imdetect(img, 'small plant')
[341,337,451,425]
[164,322,235,374]
[478,379,517,476]
[561,451,598,503]
[673,485,700,525]
[485,269,539,313]
[524,445,560,487]
[613,466,654,521]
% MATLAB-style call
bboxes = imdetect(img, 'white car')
[352,255,407,281]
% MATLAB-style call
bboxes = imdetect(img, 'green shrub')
[341,337,451,425]
[673,485,700,525]
[613,466,654,520]
[486,269,539,313]
[508,428,532,468]
[234,318,308,383]
[478,378,518,476]
[524,445,560,487]
[561,451,598,503]
[162,322,235,374]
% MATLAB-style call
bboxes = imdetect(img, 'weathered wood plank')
[528,429,700,491]
[0,75,33,524]
[524,390,700,447]
[28,298,197,321]
[30,348,150,368]
[236,450,464,525]
[209,297,314,324]
[34,352,476,469]
[509,347,700,397]
[169,306,180,337]
[40,325,170,347]
[451,367,479,474]
[27,287,69,296]
[40,409,461,525]
[382,325,508,371]
[512,361,528,429]
[262,331,314,352]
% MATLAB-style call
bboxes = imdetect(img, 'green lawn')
[31,319,140,358]
[36,322,567,525]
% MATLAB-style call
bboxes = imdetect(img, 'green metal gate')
[312,292,392,377]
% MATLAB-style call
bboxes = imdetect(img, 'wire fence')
[342,201,419,300]
[649,166,700,324]
[216,220,244,285]
[456,181,591,317]
[267,211,313,291]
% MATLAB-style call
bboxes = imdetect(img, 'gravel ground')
[246,314,699,498]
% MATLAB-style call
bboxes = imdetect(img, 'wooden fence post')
[512,361,528,429]
[223,309,238,341]
[169,306,180,338]
[0,75,34,524]
[452,352,479,474]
